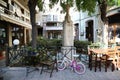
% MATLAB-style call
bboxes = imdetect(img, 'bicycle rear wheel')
[57,60,66,70]
[74,62,86,74]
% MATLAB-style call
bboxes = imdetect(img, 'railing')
[0,6,31,28]
[44,26,63,30]
[57,46,76,60]
[0,6,20,21]
[6,46,57,66]
[6,46,75,67]
[6,46,27,66]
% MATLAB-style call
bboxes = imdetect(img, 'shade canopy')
[108,13,120,24]
[107,7,120,24]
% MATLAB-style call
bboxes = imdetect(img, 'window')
[0,28,7,50]
[21,8,24,14]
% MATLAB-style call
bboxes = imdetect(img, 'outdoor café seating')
[88,43,103,72]
[115,46,120,70]
[88,42,120,72]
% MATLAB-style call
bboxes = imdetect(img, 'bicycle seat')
[73,54,79,57]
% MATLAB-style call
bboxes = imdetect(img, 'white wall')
[71,6,101,42]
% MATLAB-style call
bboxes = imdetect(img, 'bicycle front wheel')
[74,63,86,74]
[57,60,66,70]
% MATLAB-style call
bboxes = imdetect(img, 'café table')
[88,48,118,72]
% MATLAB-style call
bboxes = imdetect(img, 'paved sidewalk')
[1,56,120,80]
[1,67,120,80]
[0,59,6,67]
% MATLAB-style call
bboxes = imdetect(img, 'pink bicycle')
[57,54,86,74]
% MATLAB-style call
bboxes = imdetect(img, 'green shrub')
[37,36,91,53]
[37,36,62,49]
[74,40,91,54]
[74,40,91,48]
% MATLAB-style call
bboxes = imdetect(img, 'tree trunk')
[98,0,108,47]
[102,22,108,48]
[28,0,37,48]
[100,0,108,24]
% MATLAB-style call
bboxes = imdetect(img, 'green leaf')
[37,0,43,11]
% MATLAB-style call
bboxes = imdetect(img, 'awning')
[107,7,120,17]
[107,7,120,24]
[0,13,32,29]
[108,13,120,24]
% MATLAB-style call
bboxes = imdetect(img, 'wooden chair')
[104,48,117,72]
[88,45,102,72]
[89,50,103,72]
[115,46,120,70]
[39,47,58,78]
[77,46,88,64]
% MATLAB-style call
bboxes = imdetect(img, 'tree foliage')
[97,0,119,23]
[49,0,119,23]
[76,0,96,14]
[49,0,96,15]
[37,0,43,11]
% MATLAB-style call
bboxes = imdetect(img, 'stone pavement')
[0,59,6,67]
[1,66,120,80]
[1,56,120,80]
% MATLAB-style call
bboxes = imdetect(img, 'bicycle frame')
[59,56,78,69]
[71,60,77,68]
[61,57,71,67]
[57,54,86,74]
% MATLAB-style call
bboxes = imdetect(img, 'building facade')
[72,6,100,42]
[36,12,64,39]
[0,0,31,49]
[73,6,120,44]
[43,14,63,39]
